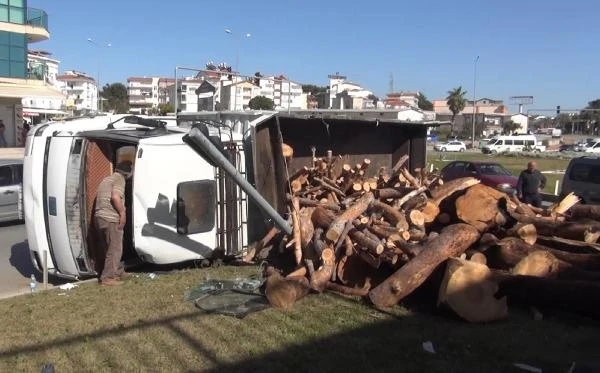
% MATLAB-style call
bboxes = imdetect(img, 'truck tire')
[491,150,497,154]
[460,148,465,152]
[442,147,447,152]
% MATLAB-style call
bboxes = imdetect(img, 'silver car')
[0,159,23,223]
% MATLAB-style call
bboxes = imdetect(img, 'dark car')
[440,160,518,194]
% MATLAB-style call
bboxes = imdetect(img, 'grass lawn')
[427,151,571,194]
[1,266,599,373]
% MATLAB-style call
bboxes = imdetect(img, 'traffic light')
[557,105,561,115]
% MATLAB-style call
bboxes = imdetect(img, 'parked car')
[0,159,23,223]
[559,144,578,152]
[440,160,518,194]
[561,157,600,204]
[434,141,466,152]
[584,142,600,153]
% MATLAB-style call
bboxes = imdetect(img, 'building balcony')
[0,7,50,43]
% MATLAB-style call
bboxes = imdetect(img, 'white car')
[585,141,600,153]
[434,141,466,152]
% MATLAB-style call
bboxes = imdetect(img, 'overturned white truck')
[23,111,430,279]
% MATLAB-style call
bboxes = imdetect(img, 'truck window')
[514,140,524,146]
[569,164,600,184]
[177,180,217,234]
[505,140,513,146]
[0,166,12,187]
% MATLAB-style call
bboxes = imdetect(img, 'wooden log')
[264,269,310,309]
[408,227,426,242]
[334,220,354,255]
[251,226,280,262]
[367,224,400,239]
[314,177,346,199]
[370,200,409,230]
[493,272,600,319]
[408,210,425,228]
[325,282,369,297]
[394,186,428,209]
[402,193,428,212]
[290,195,341,212]
[312,227,326,256]
[286,266,308,278]
[501,223,537,245]
[309,247,335,292]
[455,184,507,232]
[438,258,508,323]
[430,177,480,206]
[420,201,440,224]
[569,204,600,221]
[368,223,481,308]
[376,187,413,200]
[509,210,600,243]
[352,230,384,255]
[511,250,560,278]
[344,236,354,257]
[469,252,487,265]
[287,166,310,184]
[400,167,420,188]
[536,235,600,254]
[488,237,600,272]
[291,197,303,265]
[391,154,410,175]
[282,143,294,159]
[362,181,372,193]
[298,207,315,249]
[326,192,375,242]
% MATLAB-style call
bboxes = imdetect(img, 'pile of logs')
[248,147,600,322]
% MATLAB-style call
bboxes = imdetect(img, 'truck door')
[0,164,20,221]
[43,134,82,277]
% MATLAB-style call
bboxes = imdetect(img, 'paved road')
[0,222,69,298]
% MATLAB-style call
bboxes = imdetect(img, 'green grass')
[427,152,571,194]
[1,266,599,373]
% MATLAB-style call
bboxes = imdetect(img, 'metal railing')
[26,8,48,30]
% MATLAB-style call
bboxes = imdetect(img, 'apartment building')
[167,77,204,113]
[433,97,509,125]
[384,92,419,109]
[56,70,98,115]
[22,50,66,123]
[127,76,176,113]
[0,1,62,146]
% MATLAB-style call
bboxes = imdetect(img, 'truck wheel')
[441,147,447,152]
[211,259,223,268]
[460,148,465,152]
[491,150,497,154]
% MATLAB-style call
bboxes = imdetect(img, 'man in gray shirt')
[517,161,547,208]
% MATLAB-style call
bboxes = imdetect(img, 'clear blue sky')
[33,0,598,113]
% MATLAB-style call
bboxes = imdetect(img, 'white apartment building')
[22,51,66,122]
[221,80,262,111]
[256,75,305,110]
[167,77,204,113]
[56,70,97,114]
[127,76,176,113]
[328,73,373,109]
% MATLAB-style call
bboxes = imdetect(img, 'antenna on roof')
[389,73,394,93]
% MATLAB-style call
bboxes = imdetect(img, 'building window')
[0,31,26,78]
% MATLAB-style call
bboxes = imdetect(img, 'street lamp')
[471,55,479,148]
[225,28,251,111]
[87,38,111,112]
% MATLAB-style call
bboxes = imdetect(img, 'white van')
[481,135,542,154]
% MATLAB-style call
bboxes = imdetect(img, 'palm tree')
[446,86,468,135]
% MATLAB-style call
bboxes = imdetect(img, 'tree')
[100,83,129,114]
[446,86,467,134]
[367,94,379,106]
[248,96,275,110]
[418,93,433,111]
[502,120,521,135]
[301,84,328,95]
[158,103,174,116]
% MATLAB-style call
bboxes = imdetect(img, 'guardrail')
[26,8,48,30]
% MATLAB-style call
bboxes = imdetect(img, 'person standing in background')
[517,161,547,208]
[0,121,7,147]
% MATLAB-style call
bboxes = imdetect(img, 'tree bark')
[493,272,600,319]
[429,177,480,206]
[368,223,480,309]
[569,204,600,221]
[291,197,303,265]
[455,184,507,232]
[370,200,409,230]
[326,192,375,242]
[309,247,335,292]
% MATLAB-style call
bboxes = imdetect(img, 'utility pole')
[225,29,251,111]
[87,38,111,113]
[471,56,479,148]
